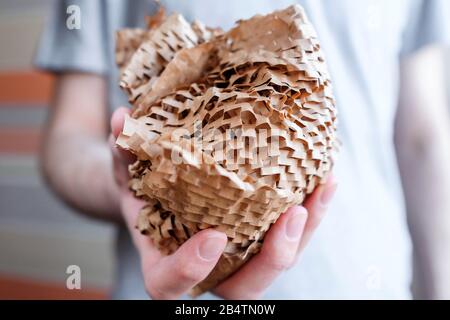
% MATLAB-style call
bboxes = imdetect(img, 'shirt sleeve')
[34,0,108,74]
[401,0,450,55]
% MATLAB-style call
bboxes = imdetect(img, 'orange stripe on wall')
[0,127,42,155]
[0,71,55,105]
[0,274,108,300]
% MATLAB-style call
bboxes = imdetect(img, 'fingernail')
[320,183,337,206]
[198,235,225,261]
[285,208,307,241]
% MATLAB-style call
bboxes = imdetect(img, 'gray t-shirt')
[35,0,450,299]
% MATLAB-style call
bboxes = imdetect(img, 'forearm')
[396,47,450,299]
[40,73,122,222]
[41,131,122,222]
[397,135,450,299]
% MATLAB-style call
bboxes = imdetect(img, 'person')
[35,0,450,299]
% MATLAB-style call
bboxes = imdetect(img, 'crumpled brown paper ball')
[115,4,338,296]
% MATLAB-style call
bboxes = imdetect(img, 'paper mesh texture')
[115,5,338,296]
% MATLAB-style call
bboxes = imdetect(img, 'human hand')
[110,107,337,299]
[213,173,337,299]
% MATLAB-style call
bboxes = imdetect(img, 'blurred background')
[0,0,449,300]
[0,0,114,299]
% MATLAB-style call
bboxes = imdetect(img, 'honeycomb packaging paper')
[115,4,339,296]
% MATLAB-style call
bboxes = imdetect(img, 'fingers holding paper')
[214,176,337,299]
[111,108,228,300]
[110,107,337,299]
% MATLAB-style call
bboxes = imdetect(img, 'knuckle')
[309,211,325,229]
[268,260,290,272]
[143,272,168,300]
[175,262,203,283]
[261,250,294,272]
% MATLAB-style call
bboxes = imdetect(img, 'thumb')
[109,107,136,167]
[111,106,130,138]
[144,229,228,299]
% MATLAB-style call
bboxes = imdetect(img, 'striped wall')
[0,1,114,299]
